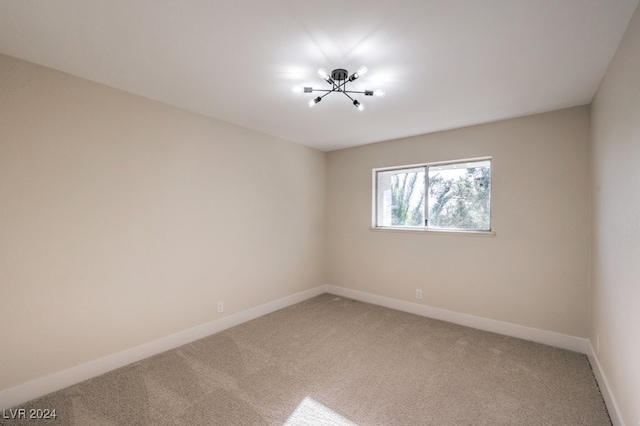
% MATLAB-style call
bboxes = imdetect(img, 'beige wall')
[3,28,634,415]
[590,4,640,425]
[327,107,591,337]
[0,54,326,391]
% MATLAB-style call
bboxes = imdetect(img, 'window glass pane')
[377,167,425,227]
[428,160,491,231]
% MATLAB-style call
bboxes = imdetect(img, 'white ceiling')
[1,1,638,151]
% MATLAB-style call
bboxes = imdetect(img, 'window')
[374,158,492,232]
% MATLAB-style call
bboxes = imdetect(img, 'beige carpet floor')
[2,294,610,425]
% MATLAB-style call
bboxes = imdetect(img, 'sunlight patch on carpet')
[284,396,357,426]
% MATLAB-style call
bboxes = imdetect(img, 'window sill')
[369,227,496,237]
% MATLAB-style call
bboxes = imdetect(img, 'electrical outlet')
[416,289,423,300]
[217,301,224,313]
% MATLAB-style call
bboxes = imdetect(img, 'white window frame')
[371,157,495,236]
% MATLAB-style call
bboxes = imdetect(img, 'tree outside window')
[375,159,491,232]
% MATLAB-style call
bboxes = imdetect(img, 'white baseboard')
[0,285,326,410]
[328,286,624,425]
[586,342,625,426]
[325,285,589,354]
[326,285,632,420]
[3,284,619,423]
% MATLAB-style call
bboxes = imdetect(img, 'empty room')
[1,1,639,425]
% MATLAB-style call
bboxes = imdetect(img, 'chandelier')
[293,67,385,111]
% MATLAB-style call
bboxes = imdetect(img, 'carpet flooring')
[2,294,610,425]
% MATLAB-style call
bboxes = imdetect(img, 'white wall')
[590,3,640,424]
[326,107,591,337]
[0,54,326,392]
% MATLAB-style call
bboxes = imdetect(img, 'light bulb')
[356,66,368,76]
[350,66,368,81]
[353,100,364,111]
[317,68,329,79]
[308,97,321,107]
[373,89,385,97]
[292,87,303,93]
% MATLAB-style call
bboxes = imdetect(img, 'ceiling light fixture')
[293,67,385,111]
